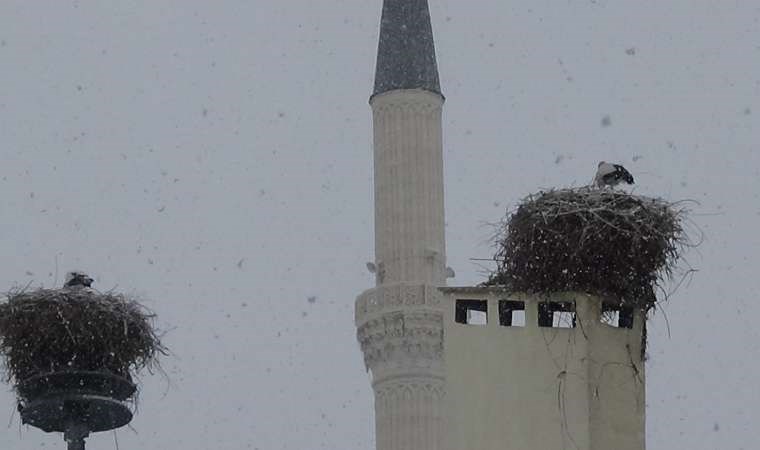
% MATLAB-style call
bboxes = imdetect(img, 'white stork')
[594,161,634,188]
[64,271,94,288]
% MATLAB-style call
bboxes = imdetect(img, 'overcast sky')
[0,1,758,449]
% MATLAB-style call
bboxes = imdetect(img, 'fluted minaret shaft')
[371,90,446,286]
[357,2,447,450]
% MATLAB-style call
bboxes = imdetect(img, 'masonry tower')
[355,1,447,449]
[356,2,646,450]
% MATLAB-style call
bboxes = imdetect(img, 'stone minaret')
[371,0,446,287]
[355,0,447,449]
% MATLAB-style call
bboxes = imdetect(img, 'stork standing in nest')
[64,271,94,288]
[594,161,634,188]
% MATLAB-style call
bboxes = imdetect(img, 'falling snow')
[0,2,757,450]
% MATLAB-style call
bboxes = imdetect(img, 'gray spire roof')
[372,0,442,98]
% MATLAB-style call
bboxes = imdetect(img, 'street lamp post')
[17,371,137,450]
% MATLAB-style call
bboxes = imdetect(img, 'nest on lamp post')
[0,287,163,385]
[485,187,694,312]
[0,285,165,440]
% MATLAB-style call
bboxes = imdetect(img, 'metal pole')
[66,437,85,450]
[64,423,89,450]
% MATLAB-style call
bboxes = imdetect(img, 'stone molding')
[371,100,441,116]
[355,284,445,381]
[374,378,445,399]
[355,283,443,324]
[370,89,443,115]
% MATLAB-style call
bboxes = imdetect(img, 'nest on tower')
[0,287,165,386]
[486,187,694,312]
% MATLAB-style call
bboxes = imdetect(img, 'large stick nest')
[486,187,694,311]
[0,288,165,384]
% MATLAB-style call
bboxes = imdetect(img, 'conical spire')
[372,0,442,98]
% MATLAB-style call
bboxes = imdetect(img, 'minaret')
[355,1,447,449]
[371,0,446,286]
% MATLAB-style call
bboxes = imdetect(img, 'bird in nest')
[594,161,634,188]
[64,271,94,288]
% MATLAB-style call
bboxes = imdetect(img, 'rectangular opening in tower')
[498,300,525,326]
[538,301,576,328]
[455,299,488,325]
[601,302,634,329]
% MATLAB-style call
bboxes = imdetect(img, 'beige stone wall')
[441,288,645,450]
[586,298,647,450]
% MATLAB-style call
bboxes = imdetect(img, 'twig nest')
[487,187,692,311]
[0,287,164,385]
